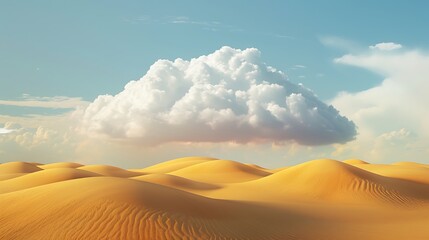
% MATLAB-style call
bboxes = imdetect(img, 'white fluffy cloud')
[80,46,356,145]
[331,45,429,162]
[369,42,402,51]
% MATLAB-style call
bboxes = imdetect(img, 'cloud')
[293,65,306,69]
[0,94,89,109]
[0,122,21,134]
[0,128,13,134]
[169,16,220,27]
[0,124,77,163]
[369,42,402,51]
[80,46,356,146]
[331,46,429,162]
[319,36,361,52]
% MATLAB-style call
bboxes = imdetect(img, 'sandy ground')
[1,157,429,239]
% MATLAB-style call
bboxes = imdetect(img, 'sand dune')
[0,161,42,174]
[169,159,271,183]
[132,173,221,191]
[78,164,143,178]
[1,157,429,239]
[343,159,369,165]
[135,157,217,174]
[38,162,83,169]
[0,168,100,194]
[210,159,429,206]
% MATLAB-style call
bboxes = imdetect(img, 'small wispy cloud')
[274,34,294,39]
[0,94,89,109]
[168,16,226,31]
[289,64,306,70]
[319,36,362,52]
[369,42,402,51]
[294,65,306,68]
[124,15,289,37]
[169,16,218,26]
[125,15,229,32]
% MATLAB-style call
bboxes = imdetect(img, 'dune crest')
[343,159,369,165]
[0,161,42,174]
[2,158,429,239]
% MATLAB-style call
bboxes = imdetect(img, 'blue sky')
[1,1,429,167]
[3,1,428,101]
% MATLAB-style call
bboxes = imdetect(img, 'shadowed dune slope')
[2,158,429,240]
[133,173,221,191]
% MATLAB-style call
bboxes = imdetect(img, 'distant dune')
[1,158,429,239]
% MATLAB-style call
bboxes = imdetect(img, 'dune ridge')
[1,157,429,239]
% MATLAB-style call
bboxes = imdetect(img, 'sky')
[1,1,429,168]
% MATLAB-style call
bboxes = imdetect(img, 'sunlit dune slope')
[38,162,83,169]
[2,157,429,240]
[0,161,42,174]
[343,159,369,165]
[0,168,100,194]
[78,164,142,177]
[169,159,271,183]
[0,177,294,239]
[135,156,217,174]
[240,159,429,204]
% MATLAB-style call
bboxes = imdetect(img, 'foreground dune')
[1,158,429,239]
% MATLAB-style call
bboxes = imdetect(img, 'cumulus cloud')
[80,46,356,145]
[331,46,429,162]
[0,123,75,162]
[369,42,402,51]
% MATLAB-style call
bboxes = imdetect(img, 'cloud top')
[80,46,356,145]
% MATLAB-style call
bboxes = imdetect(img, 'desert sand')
[1,157,429,239]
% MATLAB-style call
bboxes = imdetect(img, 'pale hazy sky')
[1,1,429,168]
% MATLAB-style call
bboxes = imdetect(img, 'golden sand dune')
[169,159,271,183]
[78,164,142,178]
[1,157,429,239]
[0,168,100,194]
[135,157,217,174]
[133,173,221,191]
[343,159,369,165]
[0,161,42,174]
[38,162,83,169]
[249,159,429,204]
